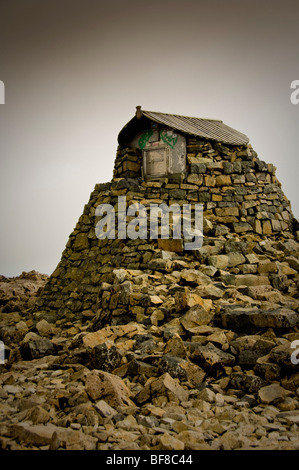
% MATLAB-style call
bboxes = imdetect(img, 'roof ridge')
[118,107,250,146]
[142,109,223,123]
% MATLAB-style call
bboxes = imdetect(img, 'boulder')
[176,430,206,450]
[148,259,172,272]
[12,422,97,450]
[95,399,118,418]
[233,274,270,286]
[207,255,229,270]
[221,306,299,330]
[227,252,246,267]
[269,341,299,368]
[135,372,188,404]
[194,284,224,299]
[159,433,184,451]
[85,370,134,410]
[35,319,55,337]
[188,342,235,371]
[230,372,267,393]
[254,357,281,381]
[158,355,205,386]
[285,256,299,271]
[20,332,56,360]
[180,305,213,332]
[164,334,187,358]
[91,343,122,372]
[258,384,286,404]
[230,335,275,365]
[180,269,211,285]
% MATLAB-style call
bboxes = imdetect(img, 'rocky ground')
[1,236,299,451]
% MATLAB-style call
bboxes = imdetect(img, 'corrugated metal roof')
[118,107,250,146]
[141,110,249,146]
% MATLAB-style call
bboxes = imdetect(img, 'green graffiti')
[138,129,153,149]
[160,130,178,149]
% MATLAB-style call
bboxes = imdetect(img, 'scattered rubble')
[0,249,299,450]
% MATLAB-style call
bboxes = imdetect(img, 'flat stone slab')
[221,306,299,329]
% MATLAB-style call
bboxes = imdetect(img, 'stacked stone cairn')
[1,132,299,450]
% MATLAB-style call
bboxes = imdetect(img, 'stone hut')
[114,107,293,236]
[35,106,297,327]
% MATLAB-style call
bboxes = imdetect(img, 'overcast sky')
[0,0,298,277]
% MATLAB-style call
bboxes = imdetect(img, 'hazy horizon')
[0,0,298,277]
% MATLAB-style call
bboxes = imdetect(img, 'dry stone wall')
[35,135,296,321]
[114,136,293,235]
